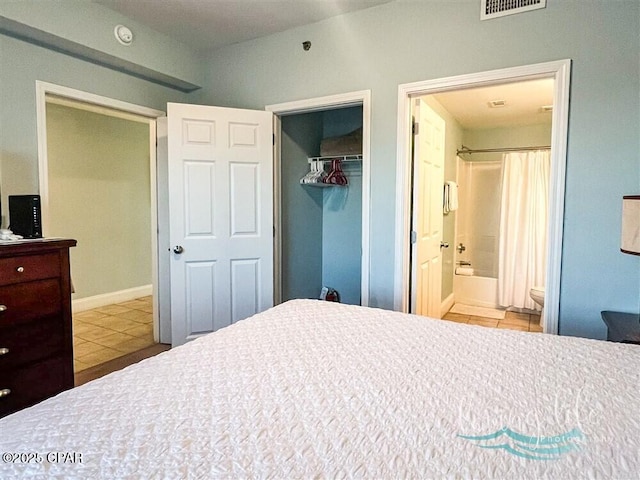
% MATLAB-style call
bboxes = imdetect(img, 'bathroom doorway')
[443,78,553,315]
[394,61,571,334]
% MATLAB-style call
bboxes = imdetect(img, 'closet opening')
[267,91,371,307]
[280,107,362,304]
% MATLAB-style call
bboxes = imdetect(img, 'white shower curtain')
[498,150,550,310]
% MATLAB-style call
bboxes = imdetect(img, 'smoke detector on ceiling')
[488,100,507,108]
[481,0,547,20]
[114,25,134,46]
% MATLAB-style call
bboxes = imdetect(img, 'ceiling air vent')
[481,0,546,20]
[488,99,506,108]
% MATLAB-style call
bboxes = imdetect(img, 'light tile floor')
[73,296,155,372]
[442,308,543,333]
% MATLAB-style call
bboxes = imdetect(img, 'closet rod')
[457,145,550,155]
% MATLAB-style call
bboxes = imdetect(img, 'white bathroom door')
[167,102,274,347]
[412,99,445,318]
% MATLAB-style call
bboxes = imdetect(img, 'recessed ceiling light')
[488,100,506,108]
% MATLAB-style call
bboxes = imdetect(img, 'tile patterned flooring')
[442,307,543,333]
[73,296,156,372]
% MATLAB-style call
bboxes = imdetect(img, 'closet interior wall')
[280,106,363,305]
[281,111,324,301]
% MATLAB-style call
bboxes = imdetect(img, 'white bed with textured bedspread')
[1,300,639,478]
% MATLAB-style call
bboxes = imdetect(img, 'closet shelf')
[307,154,362,163]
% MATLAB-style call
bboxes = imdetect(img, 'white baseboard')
[440,293,455,318]
[72,285,152,313]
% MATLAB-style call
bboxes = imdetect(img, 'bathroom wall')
[456,159,502,278]
[457,124,552,278]
[463,124,552,162]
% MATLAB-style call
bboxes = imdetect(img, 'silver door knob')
[0,305,6,312]
[173,245,184,254]
[0,348,8,356]
[440,241,449,249]
[0,389,11,398]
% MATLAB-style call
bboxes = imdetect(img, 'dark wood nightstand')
[601,311,640,345]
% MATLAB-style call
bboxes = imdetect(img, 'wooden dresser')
[0,238,76,418]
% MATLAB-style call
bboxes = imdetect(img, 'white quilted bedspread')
[1,300,639,479]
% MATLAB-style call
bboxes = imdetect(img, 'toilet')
[530,286,545,323]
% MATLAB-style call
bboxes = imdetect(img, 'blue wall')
[0,1,202,88]
[202,1,640,339]
[280,112,324,300]
[0,35,197,226]
[321,107,362,305]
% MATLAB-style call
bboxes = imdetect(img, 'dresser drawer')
[0,279,61,327]
[0,355,72,418]
[0,252,60,287]
[0,315,66,371]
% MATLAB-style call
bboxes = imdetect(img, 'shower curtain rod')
[456,145,551,155]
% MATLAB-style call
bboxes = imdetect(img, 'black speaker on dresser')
[9,195,42,238]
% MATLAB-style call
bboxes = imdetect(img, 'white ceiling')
[433,79,554,129]
[95,0,393,52]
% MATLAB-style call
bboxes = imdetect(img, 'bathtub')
[453,271,499,309]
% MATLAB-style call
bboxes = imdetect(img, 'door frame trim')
[35,81,166,341]
[393,60,571,335]
[266,90,371,306]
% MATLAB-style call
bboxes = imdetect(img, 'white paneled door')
[412,99,445,319]
[167,103,274,346]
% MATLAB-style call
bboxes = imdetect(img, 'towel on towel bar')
[443,181,459,213]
